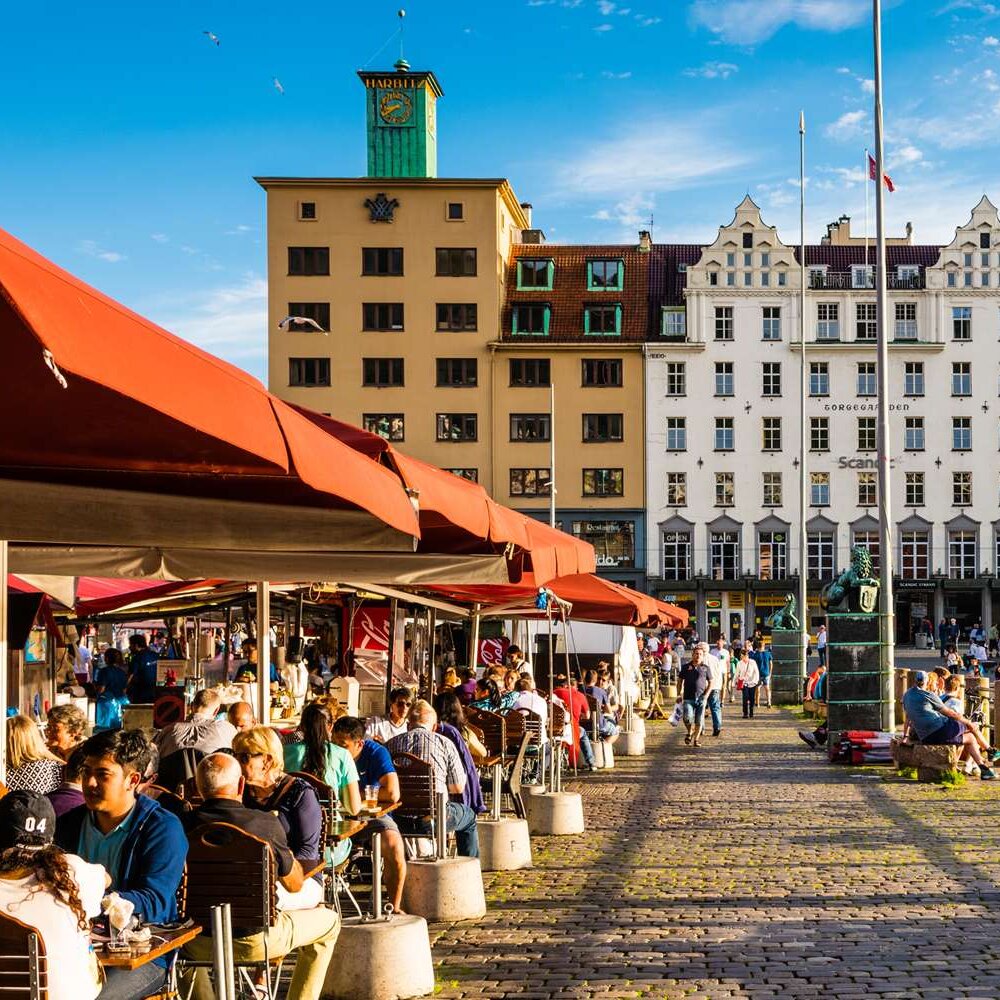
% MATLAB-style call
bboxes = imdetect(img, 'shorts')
[922,718,964,745]
[353,813,400,840]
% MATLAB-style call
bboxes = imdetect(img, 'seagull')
[278,316,326,333]
[203,30,220,46]
[273,77,285,95]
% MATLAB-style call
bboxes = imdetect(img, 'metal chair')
[392,752,448,860]
[479,733,531,819]
[0,912,46,999]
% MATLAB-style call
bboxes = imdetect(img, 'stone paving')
[428,706,1000,999]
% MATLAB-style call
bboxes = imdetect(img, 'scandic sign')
[837,456,898,469]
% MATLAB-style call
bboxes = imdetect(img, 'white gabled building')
[644,195,1000,646]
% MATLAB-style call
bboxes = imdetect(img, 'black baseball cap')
[0,791,56,849]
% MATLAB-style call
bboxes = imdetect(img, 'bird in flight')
[278,316,326,333]
[203,30,220,46]
[273,77,285,95]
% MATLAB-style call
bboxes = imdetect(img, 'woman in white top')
[0,791,107,1000]
[734,652,761,720]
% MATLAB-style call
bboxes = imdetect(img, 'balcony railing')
[809,271,925,291]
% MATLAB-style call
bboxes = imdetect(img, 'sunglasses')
[394,699,412,707]
[235,751,263,764]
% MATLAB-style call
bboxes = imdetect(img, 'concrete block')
[618,731,645,756]
[477,818,532,871]
[401,857,486,922]
[523,789,585,836]
[593,740,615,769]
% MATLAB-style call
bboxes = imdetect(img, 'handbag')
[736,678,745,691]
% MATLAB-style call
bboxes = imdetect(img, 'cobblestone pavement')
[429,708,1000,999]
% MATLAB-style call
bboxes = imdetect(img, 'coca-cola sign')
[352,608,390,652]
[477,637,508,667]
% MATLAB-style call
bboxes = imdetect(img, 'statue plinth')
[769,628,803,704]
[827,612,884,734]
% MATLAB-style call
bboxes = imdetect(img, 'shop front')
[894,580,936,646]
[942,581,986,637]
[752,587,822,642]
[705,590,746,643]
[655,591,696,633]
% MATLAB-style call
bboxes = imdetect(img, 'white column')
[256,581,270,726]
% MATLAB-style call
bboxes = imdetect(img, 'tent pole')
[223,605,232,682]
[257,581,270,726]
[561,605,577,778]
[468,605,481,672]
[0,540,7,783]
[427,608,437,700]
[385,599,398,714]
[547,601,556,790]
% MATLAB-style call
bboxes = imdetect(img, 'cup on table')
[364,785,379,810]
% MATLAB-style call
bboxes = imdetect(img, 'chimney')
[905,221,913,243]
[520,202,533,227]
[521,229,545,245]
[638,230,652,253]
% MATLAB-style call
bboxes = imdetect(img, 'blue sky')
[2,0,998,379]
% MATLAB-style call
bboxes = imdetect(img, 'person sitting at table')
[234,726,325,909]
[386,701,479,858]
[6,715,64,795]
[433,693,487,816]
[580,669,621,743]
[153,688,237,759]
[469,677,519,714]
[365,687,413,743]
[55,729,188,1000]
[45,704,87,763]
[437,668,460,695]
[553,674,595,771]
[181,753,338,1000]
[227,700,256,733]
[331,716,407,914]
[596,662,621,719]
[48,745,86,818]
[0,791,107,1000]
[456,668,478,704]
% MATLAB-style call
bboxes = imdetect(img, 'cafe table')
[353,801,400,917]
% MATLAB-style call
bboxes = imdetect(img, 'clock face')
[379,90,413,125]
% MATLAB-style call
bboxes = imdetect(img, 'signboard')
[477,637,509,667]
[25,628,47,665]
[705,599,722,609]
[728,592,745,609]
[352,608,390,652]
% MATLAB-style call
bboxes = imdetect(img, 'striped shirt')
[386,726,465,795]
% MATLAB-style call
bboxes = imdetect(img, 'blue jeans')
[99,963,166,1000]
[706,690,723,734]
[578,726,596,767]
[682,697,705,730]
[446,800,479,858]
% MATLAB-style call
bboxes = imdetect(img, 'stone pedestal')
[769,628,803,704]
[324,914,434,999]
[827,612,884,734]
[618,731,645,756]
[593,740,615,769]
[523,788,585,835]
[477,818,532,871]
[631,715,646,738]
[401,858,486,922]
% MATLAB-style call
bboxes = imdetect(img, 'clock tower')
[358,59,443,178]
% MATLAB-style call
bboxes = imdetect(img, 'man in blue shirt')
[333,716,406,913]
[750,643,773,708]
[902,671,995,779]
[125,635,158,704]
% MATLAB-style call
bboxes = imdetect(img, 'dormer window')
[743,231,753,249]
[982,232,992,249]
[584,303,623,336]
[661,308,686,341]
[897,264,920,289]
[517,258,554,290]
[587,258,624,291]
[852,265,873,289]
[809,266,828,289]
[512,303,551,336]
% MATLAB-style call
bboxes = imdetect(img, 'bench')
[803,699,827,720]
[891,738,961,782]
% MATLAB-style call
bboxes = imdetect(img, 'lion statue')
[821,545,880,613]
[765,593,800,630]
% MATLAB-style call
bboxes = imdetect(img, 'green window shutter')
[583,306,590,335]
[586,261,594,291]
[615,303,622,335]
[546,260,554,290]
[516,262,524,291]
[614,261,624,290]
[543,305,551,336]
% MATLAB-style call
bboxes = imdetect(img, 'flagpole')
[873,0,896,732]
[799,110,808,686]
[864,146,871,276]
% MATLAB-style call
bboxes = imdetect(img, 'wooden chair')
[466,707,507,762]
[392,752,447,860]
[479,733,531,819]
[0,912,46,999]
[502,710,526,756]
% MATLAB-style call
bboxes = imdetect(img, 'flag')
[868,153,895,192]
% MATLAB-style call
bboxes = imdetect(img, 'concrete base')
[618,731,645,756]
[523,789,586,836]
[631,716,646,739]
[401,857,486,922]
[593,741,615,769]
[477,818,532,872]
[324,914,434,1000]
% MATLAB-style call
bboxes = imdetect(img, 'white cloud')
[985,33,1000,43]
[601,70,633,78]
[526,0,555,6]
[836,66,852,74]
[224,224,255,236]
[891,143,925,167]
[78,240,126,263]
[634,13,661,25]
[594,22,613,30]
[683,61,739,79]
[691,0,870,45]
[824,108,868,140]
[597,0,616,12]
[150,233,169,244]
[590,192,655,230]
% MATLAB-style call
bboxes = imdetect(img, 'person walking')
[816,625,828,668]
[678,647,711,748]
[703,643,725,738]
[753,642,773,708]
[734,651,760,720]
[938,618,948,659]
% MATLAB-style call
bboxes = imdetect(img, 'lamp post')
[798,110,808,683]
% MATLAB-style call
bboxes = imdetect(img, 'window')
[362,358,404,387]
[965,272,973,287]
[953,471,973,506]
[362,247,403,276]
[761,252,770,267]
[762,306,781,341]
[288,246,329,276]
[778,271,787,287]
[298,201,317,220]
[744,253,752,267]
[509,468,550,496]
[948,271,957,288]
[857,417,877,451]
[904,362,924,397]
[446,468,478,482]
[715,472,735,507]
[363,414,404,441]
[810,416,830,452]
[762,362,781,397]
[715,306,734,341]
[905,417,924,451]
[952,416,972,451]
[517,259,553,290]
[714,362,734,396]
[743,271,752,287]
[436,358,477,387]
[743,232,753,249]
[853,531,880,573]
[446,202,464,221]
[900,531,929,580]
[435,248,477,276]
[572,520,635,568]
[856,303,877,341]
[984,271,992,287]
[510,359,550,387]
[816,303,840,340]
[949,530,977,578]
[727,272,736,287]
[895,302,917,340]
[286,302,330,331]
[857,472,877,507]
[905,471,925,507]
[953,306,972,340]
[587,259,623,290]
[763,471,782,506]
[436,303,478,331]
[808,532,835,580]
[710,530,740,577]
[666,417,687,451]
[811,472,830,506]
[982,232,992,249]
[726,252,736,268]
[715,417,734,451]
[509,413,551,441]
[666,473,687,506]
[709,272,719,286]
[965,253,973,267]
[663,530,691,580]
[761,271,770,287]
[584,303,622,335]
[582,359,622,387]
[583,413,623,442]
[897,265,920,286]
[809,362,829,396]
[952,362,972,396]
[362,303,404,331]
[662,309,687,340]
[288,357,330,387]
[857,362,876,396]
[436,413,478,442]
[758,531,787,581]
[762,417,782,451]
[666,363,686,396]
[852,265,874,289]
[512,304,550,336]
[583,468,624,497]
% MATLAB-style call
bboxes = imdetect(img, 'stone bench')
[803,699,827,720]
[891,738,960,782]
